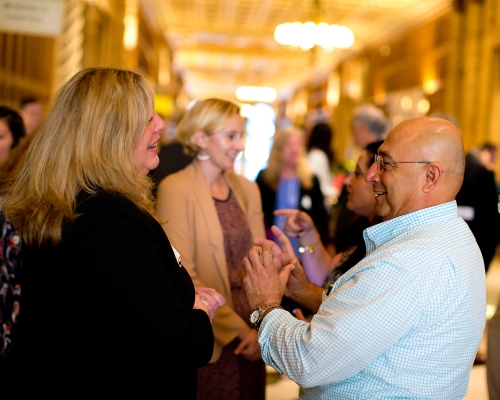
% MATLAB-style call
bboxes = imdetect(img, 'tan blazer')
[156,162,265,363]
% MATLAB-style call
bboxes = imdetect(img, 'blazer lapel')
[189,163,231,294]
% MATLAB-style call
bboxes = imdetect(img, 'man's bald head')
[387,117,465,198]
[365,117,465,221]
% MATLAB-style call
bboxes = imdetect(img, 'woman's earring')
[197,149,210,161]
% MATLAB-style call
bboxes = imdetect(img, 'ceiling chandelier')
[274,0,354,51]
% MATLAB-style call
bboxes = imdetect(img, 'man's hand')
[252,226,298,273]
[241,243,294,309]
[267,226,311,299]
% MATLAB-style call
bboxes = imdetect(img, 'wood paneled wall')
[0,33,55,110]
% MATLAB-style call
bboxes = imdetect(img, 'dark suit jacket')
[21,191,213,397]
[456,153,500,271]
[255,170,330,246]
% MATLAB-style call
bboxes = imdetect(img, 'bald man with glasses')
[242,116,486,400]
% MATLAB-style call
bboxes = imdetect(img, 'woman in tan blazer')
[156,98,266,400]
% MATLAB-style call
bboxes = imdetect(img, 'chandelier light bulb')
[316,22,335,49]
[274,23,289,45]
[335,25,355,48]
[289,22,303,47]
[300,21,317,50]
[235,86,278,103]
[274,21,354,50]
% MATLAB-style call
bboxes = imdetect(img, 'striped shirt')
[259,201,486,399]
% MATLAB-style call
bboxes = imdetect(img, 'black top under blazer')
[20,190,214,397]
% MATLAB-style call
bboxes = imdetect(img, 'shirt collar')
[364,201,459,254]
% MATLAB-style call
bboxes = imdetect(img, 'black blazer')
[456,153,500,271]
[255,170,330,246]
[21,191,214,397]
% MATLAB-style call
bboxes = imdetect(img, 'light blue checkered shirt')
[259,201,486,399]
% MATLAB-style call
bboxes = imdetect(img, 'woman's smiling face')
[205,113,245,172]
[134,111,165,176]
[344,150,378,220]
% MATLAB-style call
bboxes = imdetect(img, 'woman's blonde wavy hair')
[175,98,240,156]
[262,125,313,190]
[3,67,157,247]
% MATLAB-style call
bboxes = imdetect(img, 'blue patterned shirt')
[259,201,486,399]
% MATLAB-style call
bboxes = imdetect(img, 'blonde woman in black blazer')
[3,68,224,397]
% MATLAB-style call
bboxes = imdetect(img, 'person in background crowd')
[0,106,26,167]
[488,296,500,400]
[0,106,27,382]
[351,103,389,149]
[432,113,499,367]
[156,98,267,400]
[255,124,329,318]
[256,125,329,257]
[242,116,485,399]
[306,122,338,213]
[478,141,500,197]
[481,126,497,385]
[19,97,43,135]
[431,112,500,274]
[478,141,497,172]
[275,140,384,295]
[329,104,388,249]
[2,68,224,396]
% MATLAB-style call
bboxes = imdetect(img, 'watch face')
[250,309,260,324]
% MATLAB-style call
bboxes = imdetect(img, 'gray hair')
[353,104,388,136]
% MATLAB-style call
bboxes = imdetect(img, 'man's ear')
[422,163,443,193]
[192,130,207,148]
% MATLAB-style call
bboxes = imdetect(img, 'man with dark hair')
[478,141,497,171]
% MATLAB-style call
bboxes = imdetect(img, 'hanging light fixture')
[235,86,277,103]
[274,0,354,51]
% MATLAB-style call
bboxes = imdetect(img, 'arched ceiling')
[141,0,453,103]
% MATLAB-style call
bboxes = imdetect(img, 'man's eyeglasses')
[374,154,430,171]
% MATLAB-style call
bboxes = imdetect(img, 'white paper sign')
[0,0,64,37]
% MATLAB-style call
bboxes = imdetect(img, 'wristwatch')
[249,302,283,331]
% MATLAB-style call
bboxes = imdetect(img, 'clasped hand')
[241,225,308,310]
[194,287,225,322]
